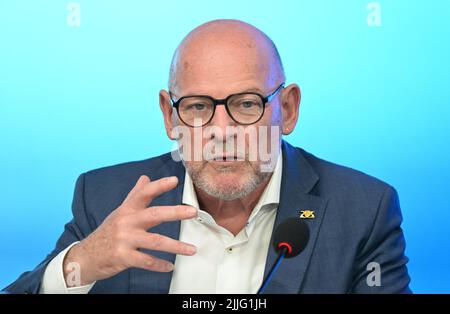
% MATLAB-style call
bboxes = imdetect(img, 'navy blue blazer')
[4,141,411,293]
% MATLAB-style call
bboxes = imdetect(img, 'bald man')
[4,20,411,294]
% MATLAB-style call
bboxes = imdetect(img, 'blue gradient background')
[1,1,449,293]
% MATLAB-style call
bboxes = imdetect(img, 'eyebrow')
[172,87,265,99]
[240,87,264,94]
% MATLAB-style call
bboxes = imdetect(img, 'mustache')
[202,142,248,161]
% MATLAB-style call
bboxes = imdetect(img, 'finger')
[135,205,197,229]
[124,175,151,204]
[129,250,175,273]
[125,176,179,209]
[133,232,197,256]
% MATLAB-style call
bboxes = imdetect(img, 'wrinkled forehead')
[170,28,282,98]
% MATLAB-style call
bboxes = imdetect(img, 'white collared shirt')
[169,155,282,294]
[40,154,282,294]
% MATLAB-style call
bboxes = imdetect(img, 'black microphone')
[257,217,310,294]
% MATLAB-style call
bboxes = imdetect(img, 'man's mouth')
[211,155,245,162]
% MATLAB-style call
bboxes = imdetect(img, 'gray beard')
[186,163,271,201]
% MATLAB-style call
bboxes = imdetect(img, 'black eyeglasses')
[169,83,285,127]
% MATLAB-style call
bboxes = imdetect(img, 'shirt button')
[227,247,233,253]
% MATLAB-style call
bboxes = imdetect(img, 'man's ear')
[159,89,177,140]
[280,83,301,135]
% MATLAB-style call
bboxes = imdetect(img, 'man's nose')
[205,105,238,142]
[209,105,237,130]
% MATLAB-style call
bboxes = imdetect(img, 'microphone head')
[272,217,310,258]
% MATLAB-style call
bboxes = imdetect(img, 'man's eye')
[188,103,207,110]
[241,101,257,109]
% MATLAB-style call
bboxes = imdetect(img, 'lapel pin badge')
[300,210,315,219]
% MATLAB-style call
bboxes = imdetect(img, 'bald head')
[160,20,301,202]
[168,19,285,95]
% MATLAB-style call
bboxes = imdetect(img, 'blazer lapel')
[261,141,329,294]
[129,154,185,293]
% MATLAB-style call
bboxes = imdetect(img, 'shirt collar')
[182,151,283,225]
